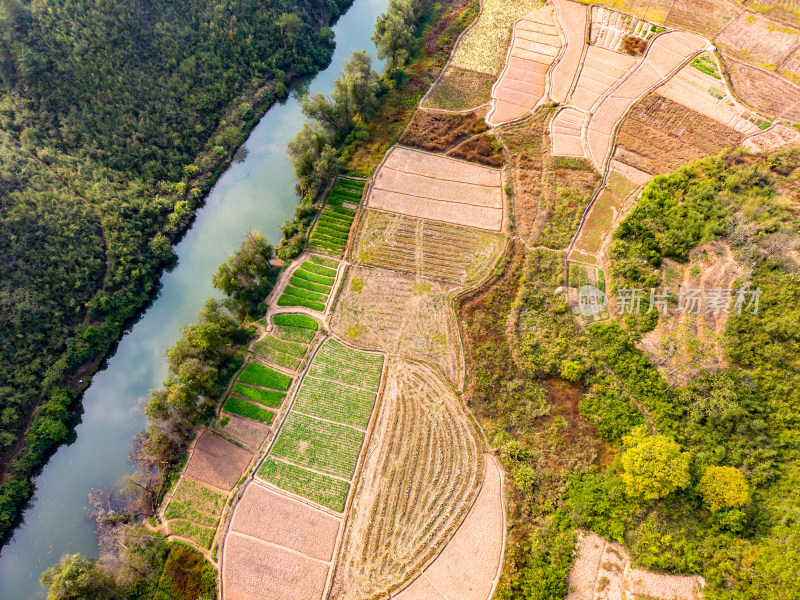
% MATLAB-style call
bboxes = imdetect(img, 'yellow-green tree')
[620,426,691,502]
[699,465,750,511]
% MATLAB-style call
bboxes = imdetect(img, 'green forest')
[0,0,352,542]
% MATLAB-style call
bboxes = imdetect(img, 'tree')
[287,122,340,198]
[620,426,691,502]
[212,231,277,319]
[372,0,417,69]
[699,465,751,511]
[41,554,117,600]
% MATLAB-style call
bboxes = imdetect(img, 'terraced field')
[354,210,504,287]
[308,178,363,257]
[276,255,339,313]
[164,477,227,549]
[253,313,319,370]
[221,361,293,427]
[329,359,483,600]
[256,339,384,512]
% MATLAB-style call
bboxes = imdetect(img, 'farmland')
[184,431,253,492]
[276,255,339,313]
[253,313,319,370]
[164,478,227,549]
[573,171,638,256]
[329,360,483,600]
[220,362,293,431]
[354,210,504,286]
[308,178,363,257]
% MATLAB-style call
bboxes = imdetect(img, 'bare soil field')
[215,412,271,452]
[639,241,744,386]
[447,132,505,166]
[608,159,652,185]
[353,210,505,287]
[229,482,340,562]
[487,4,562,125]
[781,43,800,83]
[184,430,253,491]
[613,93,744,175]
[367,147,504,231]
[586,30,708,171]
[743,0,800,27]
[550,0,589,103]
[744,122,800,152]
[663,0,743,37]
[566,531,702,600]
[329,359,483,600]
[573,171,638,255]
[222,532,330,600]
[570,45,638,112]
[723,56,800,121]
[716,12,799,69]
[422,66,498,111]
[656,57,763,136]
[551,106,586,157]
[331,266,462,385]
[393,454,504,600]
[399,109,488,153]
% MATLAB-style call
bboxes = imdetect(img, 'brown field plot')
[570,45,638,112]
[331,266,463,385]
[422,66,498,111]
[487,4,562,125]
[329,359,484,600]
[723,56,800,121]
[214,412,271,452]
[663,0,743,37]
[613,94,745,176]
[354,210,505,287]
[550,0,588,103]
[573,171,638,255]
[367,147,504,231]
[399,109,488,153]
[781,43,800,83]
[393,454,504,600]
[184,430,253,491]
[447,132,505,167]
[716,12,799,70]
[551,106,586,158]
[744,122,800,152]
[744,0,800,28]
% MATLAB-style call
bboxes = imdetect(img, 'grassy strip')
[327,205,356,217]
[257,335,306,357]
[258,457,349,512]
[273,314,318,330]
[274,325,315,343]
[282,285,328,303]
[289,275,331,294]
[232,382,284,407]
[169,519,216,549]
[253,345,299,370]
[223,397,275,424]
[300,262,337,278]
[313,227,349,242]
[238,362,292,390]
[277,294,327,312]
[293,268,336,286]
[308,254,339,268]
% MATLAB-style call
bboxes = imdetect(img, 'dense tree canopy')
[620,426,692,502]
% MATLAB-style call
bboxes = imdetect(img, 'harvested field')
[448,0,544,75]
[353,210,505,287]
[423,66,498,111]
[723,56,800,121]
[570,45,638,112]
[585,30,708,171]
[222,532,330,600]
[164,477,226,549]
[551,106,586,157]
[230,483,339,561]
[184,430,253,491]
[565,531,702,600]
[399,109,488,152]
[550,0,589,103]
[487,4,562,125]
[656,56,763,136]
[393,454,504,600]
[744,122,800,152]
[744,0,800,27]
[613,93,745,175]
[329,360,484,600]
[331,266,462,385]
[215,412,271,452]
[663,0,743,37]
[446,132,505,167]
[573,171,638,255]
[782,43,800,84]
[716,12,799,69]
[367,147,504,231]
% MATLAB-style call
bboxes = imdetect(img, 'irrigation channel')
[0,0,387,596]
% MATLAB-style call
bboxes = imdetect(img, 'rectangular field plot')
[309,178,363,257]
[716,12,799,69]
[258,457,350,512]
[293,376,378,429]
[367,147,503,231]
[277,256,339,313]
[270,412,365,479]
[184,430,253,491]
[164,477,226,549]
[232,382,284,407]
[355,210,504,286]
[222,396,275,424]
[238,362,292,390]
[253,315,318,371]
[308,339,384,391]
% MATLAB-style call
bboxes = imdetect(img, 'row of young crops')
[253,313,319,370]
[222,361,293,425]
[276,254,339,312]
[257,339,384,512]
[164,477,227,549]
[308,177,364,256]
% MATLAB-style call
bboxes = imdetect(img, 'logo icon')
[578,284,607,317]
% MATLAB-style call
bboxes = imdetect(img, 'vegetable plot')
[309,178,364,256]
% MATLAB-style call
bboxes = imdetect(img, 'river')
[0,1,387,596]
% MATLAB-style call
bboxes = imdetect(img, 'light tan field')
[184,430,253,491]
[215,412,271,453]
[487,4,562,125]
[353,209,505,287]
[393,454,504,600]
[367,147,504,231]
[744,122,800,153]
[329,359,484,600]
[723,56,800,122]
[550,0,588,103]
[331,266,462,386]
[570,45,638,112]
[551,106,586,157]
[716,12,799,69]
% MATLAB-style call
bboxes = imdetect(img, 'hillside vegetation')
[0,0,348,543]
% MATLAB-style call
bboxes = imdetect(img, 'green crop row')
[257,458,349,512]
[293,376,377,429]
[169,478,226,517]
[308,339,384,391]
[300,261,337,278]
[289,275,331,294]
[223,396,275,424]
[232,382,284,407]
[293,267,336,286]
[238,362,292,390]
[335,177,365,190]
[274,324,315,344]
[256,335,306,358]
[273,313,318,330]
[277,294,327,312]
[315,218,351,234]
[282,285,327,303]
[308,254,339,269]
[327,205,356,217]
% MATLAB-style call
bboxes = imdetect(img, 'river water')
[0,1,387,596]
